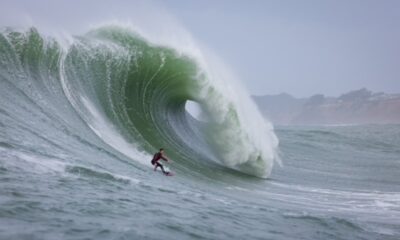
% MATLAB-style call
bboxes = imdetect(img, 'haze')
[1,0,399,97]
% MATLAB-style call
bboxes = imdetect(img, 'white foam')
[7,150,66,174]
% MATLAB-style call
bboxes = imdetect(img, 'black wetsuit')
[151,152,168,174]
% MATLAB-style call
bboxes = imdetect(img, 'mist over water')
[0,1,399,239]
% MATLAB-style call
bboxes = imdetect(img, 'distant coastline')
[253,88,400,125]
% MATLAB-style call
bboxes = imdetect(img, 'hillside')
[253,89,400,125]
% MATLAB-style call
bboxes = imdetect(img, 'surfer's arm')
[161,154,169,162]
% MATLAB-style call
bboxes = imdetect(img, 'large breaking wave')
[0,26,279,177]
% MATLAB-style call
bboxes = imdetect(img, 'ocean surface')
[1,27,399,240]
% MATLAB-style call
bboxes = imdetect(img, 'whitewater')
[1,26,400,240]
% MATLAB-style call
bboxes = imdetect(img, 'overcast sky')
[1,0,399,97]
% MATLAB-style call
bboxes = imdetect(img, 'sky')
[1,0,399,97]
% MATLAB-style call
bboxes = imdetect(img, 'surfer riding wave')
[151,148,171,175]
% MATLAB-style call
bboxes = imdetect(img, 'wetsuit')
[151,152,169,174]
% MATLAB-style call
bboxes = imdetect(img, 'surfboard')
[154,170,174,176]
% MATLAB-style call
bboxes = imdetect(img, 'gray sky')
[1,0,400,97]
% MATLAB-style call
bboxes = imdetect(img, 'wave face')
[0,26,279,177]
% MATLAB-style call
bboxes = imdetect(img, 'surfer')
[151,148,171,175]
